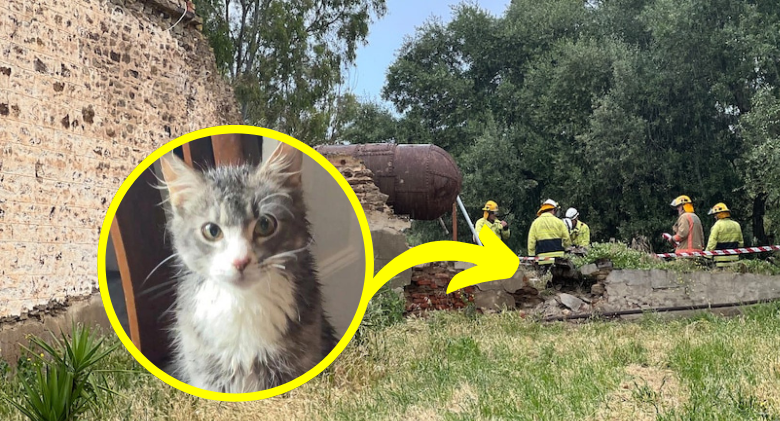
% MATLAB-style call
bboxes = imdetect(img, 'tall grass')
[2,303,779,420]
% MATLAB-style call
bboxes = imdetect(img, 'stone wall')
[599,269,780,312]
[0,0,241,319]
[322,155,413,289]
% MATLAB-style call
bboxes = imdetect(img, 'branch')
[233,1,251,78]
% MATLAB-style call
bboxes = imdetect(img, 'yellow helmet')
[708,202,730,217]
[536,199,559,216]
[482,200,499,219]
[482,201,499,212]
[670,195,692,207]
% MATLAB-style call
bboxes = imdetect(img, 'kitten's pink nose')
[233,256,251,272]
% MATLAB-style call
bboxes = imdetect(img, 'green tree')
[738,88,780,245]
[381,0,780,253]
[192,0,386,144]
[339,100,398,144]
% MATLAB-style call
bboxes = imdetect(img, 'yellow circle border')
[96,125,374,401]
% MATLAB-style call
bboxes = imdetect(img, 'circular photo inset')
[101,129,366,396]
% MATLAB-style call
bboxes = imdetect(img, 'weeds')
[353,286,405,344]
[572,242,780,275]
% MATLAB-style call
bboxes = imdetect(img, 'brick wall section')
[406,263,475,314]
[0,0,241,319]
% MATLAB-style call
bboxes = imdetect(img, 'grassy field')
[2,301,780,420]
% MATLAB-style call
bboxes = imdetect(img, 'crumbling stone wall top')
[325,155,410,232]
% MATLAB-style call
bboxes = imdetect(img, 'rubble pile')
[579,259,614,297]
[473,267,543,312]
[405,262,475,314]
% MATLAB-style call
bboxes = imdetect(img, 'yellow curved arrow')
[367,225,520,296]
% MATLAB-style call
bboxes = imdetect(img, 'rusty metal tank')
[315,143,462,220]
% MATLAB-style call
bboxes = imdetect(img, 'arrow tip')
[446,226,519,293]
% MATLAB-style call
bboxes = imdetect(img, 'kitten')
[159,142,337,393]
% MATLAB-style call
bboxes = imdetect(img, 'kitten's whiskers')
[142,253,180,286]
[264,241,312,263]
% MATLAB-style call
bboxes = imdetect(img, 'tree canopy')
[192,0,386,143]
[342,0,780,254]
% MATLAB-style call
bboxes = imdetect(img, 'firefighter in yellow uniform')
[564,207,590,247]
[528,199,570,270]
[474,200,510,243]
[705,202,744,268]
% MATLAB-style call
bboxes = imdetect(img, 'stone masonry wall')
[0,0,241,319]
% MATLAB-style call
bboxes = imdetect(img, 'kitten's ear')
[257,142,303,188]
[160,153,205,208]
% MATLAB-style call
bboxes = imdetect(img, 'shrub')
[571,242,778,274]
[1,323,125,421]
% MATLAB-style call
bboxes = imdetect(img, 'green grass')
[2,304,780,420]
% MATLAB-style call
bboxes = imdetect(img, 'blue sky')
[347,0,511,110]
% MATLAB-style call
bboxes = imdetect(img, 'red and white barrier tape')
[655,245,780,259]
[517,245,780,263]
[519,256,556,261]
[519,256,557,263]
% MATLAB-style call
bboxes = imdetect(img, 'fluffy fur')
[160,143,336,393]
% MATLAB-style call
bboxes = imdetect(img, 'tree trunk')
[752,192,768,246]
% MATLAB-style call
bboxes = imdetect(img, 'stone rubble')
[405,262,475,314]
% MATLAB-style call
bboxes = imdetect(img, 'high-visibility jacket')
[528,212,570,265]
[705,218,744,267]
[673,212,704,252]
[474,217,510,243]
[570,220,590,247]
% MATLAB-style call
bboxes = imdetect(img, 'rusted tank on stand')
[315,144,462,220]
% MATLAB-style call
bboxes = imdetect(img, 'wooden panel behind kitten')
[160,142,337,393]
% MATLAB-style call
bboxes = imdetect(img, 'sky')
[347,0,511,111]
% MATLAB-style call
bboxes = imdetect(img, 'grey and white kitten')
[159,142,336,393]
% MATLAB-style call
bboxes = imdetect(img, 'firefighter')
[666,195,704,252]
[564,207,590,248]
[705,202,744,268]
[474,200,510,243]
[528,199,570,270]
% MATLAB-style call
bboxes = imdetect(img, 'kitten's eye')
[201,223,223,241]
[254,215,277,238]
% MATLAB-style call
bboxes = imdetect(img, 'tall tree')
[379,0,780,252]
[192,0,386,144]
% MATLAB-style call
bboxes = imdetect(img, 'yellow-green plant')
[1,323,124,421]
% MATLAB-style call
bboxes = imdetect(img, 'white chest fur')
[177,269,298,375]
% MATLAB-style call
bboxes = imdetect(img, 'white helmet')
[536,199,560,216]
[565,207,579,219]
[564,217,574,232]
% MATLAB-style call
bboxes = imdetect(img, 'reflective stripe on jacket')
[528,213,570,265]
[570,220,590,247]
[673,212,704,252]
[474,217,510,243]
[706,218,744,267]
